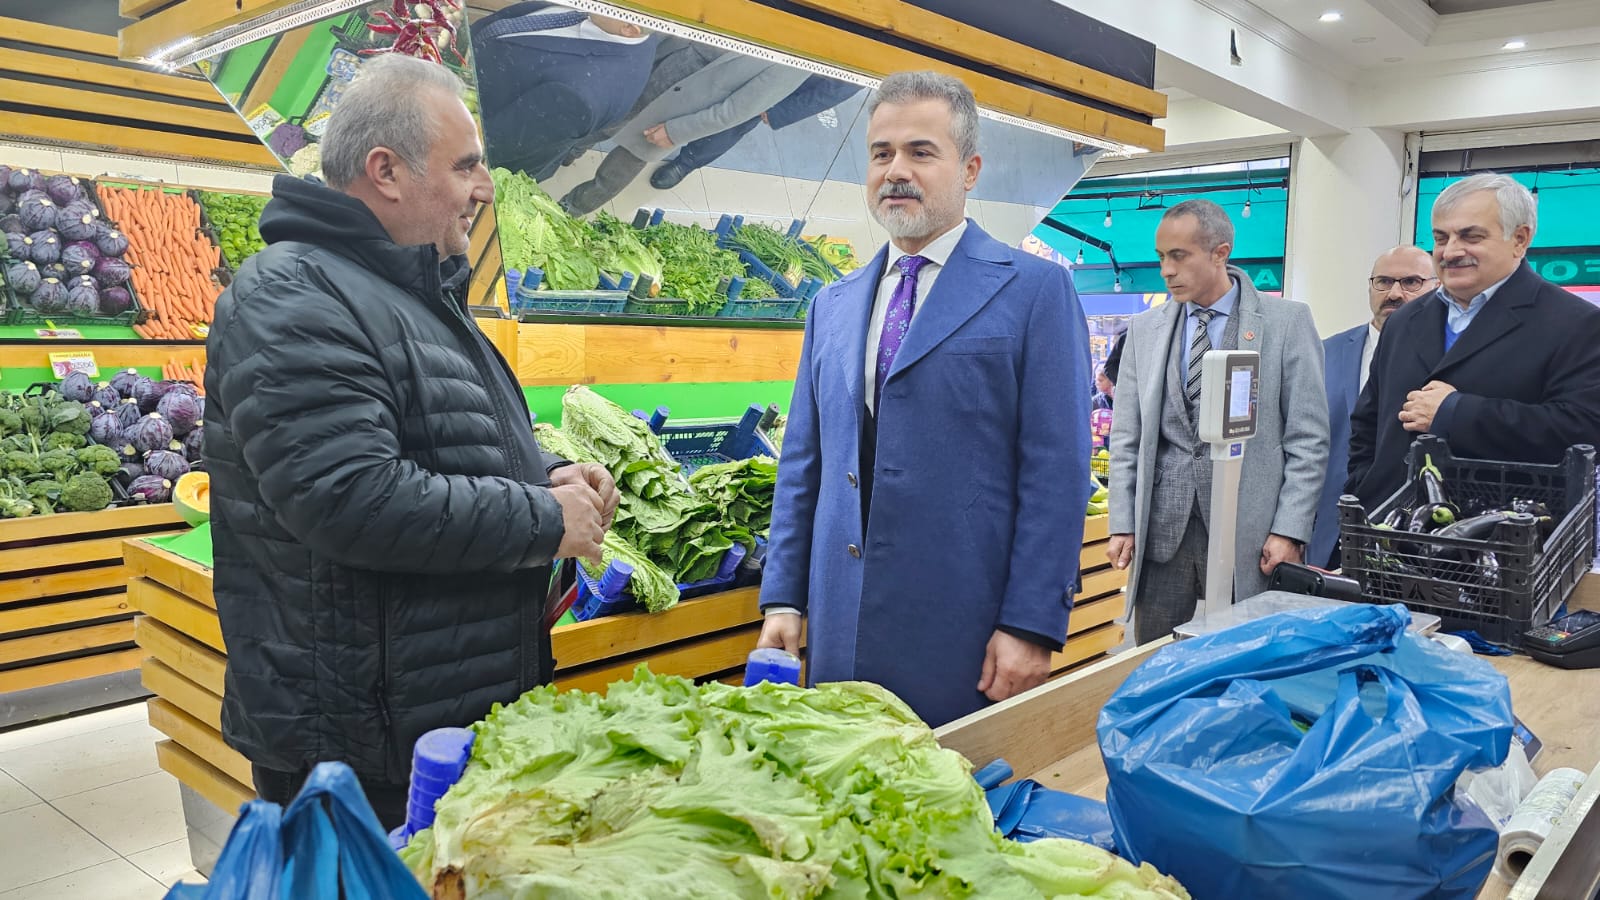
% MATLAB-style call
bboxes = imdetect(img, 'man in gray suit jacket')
[1107,200,1329,644]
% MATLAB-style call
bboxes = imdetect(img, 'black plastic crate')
[1337,434,1596,645]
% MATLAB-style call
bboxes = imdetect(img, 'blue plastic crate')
[638,403,778,473]
[570,542,748,621]
[712,214,821,302]
[717,296,802,319]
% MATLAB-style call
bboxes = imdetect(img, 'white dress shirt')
[1359,323,1380,394]
[863,220,969,416]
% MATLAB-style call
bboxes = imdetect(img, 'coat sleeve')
[1431,304,1600,462]
[996,267,1092,641]
[663,64,810,146]
[216,270,565,574]
[1346,327,1387,496]
[758,306,824,614]
[1107,322,1142,536]
[1269,302,1330,543]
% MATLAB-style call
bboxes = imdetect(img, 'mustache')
[1440,257,1477,269]
[878,182,923,201]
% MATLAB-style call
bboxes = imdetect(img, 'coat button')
[848,544,861,558]
[847,472,858,487]
[1194,446,1205,459]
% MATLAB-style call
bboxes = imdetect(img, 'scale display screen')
[1198,351,1260,445]
[1229,367,1254,420]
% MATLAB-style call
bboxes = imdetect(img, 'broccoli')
[59,473,113,513]
[23,479,62,514]
[37,449,79,481]
[0,478,37,518]
[75,444,123,477]
[45,432,87,451]
[0,409,20,437]
[19,402,45,434]
[49,402,92,437]
[4,450,41,477]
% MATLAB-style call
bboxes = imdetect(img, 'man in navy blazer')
[757,72,1092,728]
[1307,246,1436,568]
[1348,173,1600,512]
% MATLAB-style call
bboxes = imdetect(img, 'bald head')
[1368,245,1436,330]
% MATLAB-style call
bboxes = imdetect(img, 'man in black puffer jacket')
[203,55,616,828]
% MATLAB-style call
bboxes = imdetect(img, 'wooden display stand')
[0,505,185,724]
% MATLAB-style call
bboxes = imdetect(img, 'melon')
[173,471,209,526]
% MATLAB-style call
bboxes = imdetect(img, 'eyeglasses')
[1369,275,1438,292]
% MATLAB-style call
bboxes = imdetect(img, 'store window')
[1414,144,1600,308]
[1025,157,1290,370]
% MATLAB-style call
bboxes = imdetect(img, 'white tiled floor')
[0,705,208,898]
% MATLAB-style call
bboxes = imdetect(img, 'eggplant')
[1435,511,1515,541]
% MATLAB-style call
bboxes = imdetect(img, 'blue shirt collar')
[1190,279,1240,319]
[1434,269,1515,314]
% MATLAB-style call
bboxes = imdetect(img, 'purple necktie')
[875,254,930,409]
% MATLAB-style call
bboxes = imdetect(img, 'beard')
[871,178,966,241]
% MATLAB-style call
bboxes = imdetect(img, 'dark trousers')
[1133,511,1209,645]
[252,764,410,833]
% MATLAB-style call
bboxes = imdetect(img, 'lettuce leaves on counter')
[399,669,1191,900]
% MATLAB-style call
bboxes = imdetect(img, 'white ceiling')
[1203,0,1600,77]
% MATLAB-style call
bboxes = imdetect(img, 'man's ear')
[1212,241,1233,267]
[1510,223,1533,257]
[365,147,404,203]
[963,154,982,191]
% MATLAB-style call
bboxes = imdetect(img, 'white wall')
[1283,128,1408,336]
[0,140,275,194]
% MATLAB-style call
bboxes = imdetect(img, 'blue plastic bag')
[974,759,1118,852]
[1098,603,1512,900]
[165,763,428,900]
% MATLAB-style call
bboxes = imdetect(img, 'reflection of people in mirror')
[758,72,1093,729]
[471,3,659,181]
[560,53,810,215]
[649,76,865,189]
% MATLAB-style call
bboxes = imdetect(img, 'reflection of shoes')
[650,160,691,189]
[559,147,585,168]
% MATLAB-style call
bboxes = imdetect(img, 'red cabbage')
[6,169,44,194]
[0,213,23,234]
[62,241,99,276]
[114,398,142,431]
[18,192,56,232]
[157,391,200,435]
[6,260,41,295]
[66,280,100,316]
[93,256,131,287]
[133,376,160,412]
[26,230,59,265]
[99,286,133,316]
[5,232,30,261]
[94,227,129,258]
[144,449,190,482]
[89,414,121,449]
[183,424,204,462]
[41,262,67,282]
[110,369,142,397]
[128,475,173,504]
[44,175,85,206]
[59,210,99,243]
[120,462,144,481]
[0,165,10,188]
[31,277,68,313]
[0,193,10,216]
[130,413,174,455]
[59,371,95,403]
[91,383,121,410]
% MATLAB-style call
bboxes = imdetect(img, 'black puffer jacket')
[204,176,565,783]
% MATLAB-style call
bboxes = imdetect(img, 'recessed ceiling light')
[1352,36,1377,43]
[1503,39,1527,50]
[1319,11,1342,22]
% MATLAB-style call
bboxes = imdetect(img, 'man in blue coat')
[1307,246,1436,568]
[757,71,1092,728]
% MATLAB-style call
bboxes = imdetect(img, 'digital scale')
[1194,350,1260,619]
[1522,610,1600,670]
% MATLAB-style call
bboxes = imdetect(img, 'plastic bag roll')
[1493,767,1586,883]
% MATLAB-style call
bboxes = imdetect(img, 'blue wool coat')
[761,222,1092,727]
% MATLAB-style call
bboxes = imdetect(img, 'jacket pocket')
[373,581,401,782]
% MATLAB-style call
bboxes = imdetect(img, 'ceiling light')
[1076,248,1085,265]
[1503,39,1526,50]
[1241,198,1252,219]
[1319,11,1342,22]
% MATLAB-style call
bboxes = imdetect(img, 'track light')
[1242,198,1252,218]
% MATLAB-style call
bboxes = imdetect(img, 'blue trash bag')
[974,759,1118,852]
[1098,603,1512,900]
[164,763,428,900]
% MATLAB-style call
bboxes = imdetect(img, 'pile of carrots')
[162,356,206,395]
[97,184,224,341]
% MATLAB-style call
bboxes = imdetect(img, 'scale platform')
[1174,591,1442,641]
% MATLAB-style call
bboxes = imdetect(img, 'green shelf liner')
[146,521,214,569]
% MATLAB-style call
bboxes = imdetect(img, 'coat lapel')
[885,223,1015,381]
[1411,293,1448,373]
[1146,300,1184,415]
[832,244,889,421]
[1430,263,1536,379]
[1344,327,1367,411]
[1230,266,1265,357]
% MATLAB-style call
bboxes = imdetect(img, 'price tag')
[35,328,84,340]
[48,352,99,379]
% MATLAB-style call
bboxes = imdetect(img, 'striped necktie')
[1186,307,1217,406]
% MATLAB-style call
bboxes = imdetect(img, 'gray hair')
[868,71,980,161]
[319,54,467,190]
[1433,172,1538,239]
[1162,199,1235,253]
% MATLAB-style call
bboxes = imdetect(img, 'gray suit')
[563,55,809,215]
[1108,267,1329,641]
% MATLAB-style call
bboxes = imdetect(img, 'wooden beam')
[0,344,206,375]
[1051,619,1123,672]
[0,17,120,57]
[605,0,1163,150]
[516,323,803,386]
[240,27,314,118]
[0,78,244,138]
[122,0,182,20]
[0,535,176,573]
[784,0,1166,119]
[0,47,221,105]
[124,540,216,607]
[0,110,278,169]
[0,646,142,693]
[136,615,227,696]
[119,0,305,62]
[553,587,759,670]
[129,578,224,650]
[0,594,132,633]
[556,625,759,694]
[1066,593,1121,636]
[142,657,223,730]
[0,503,183,545]
[0,567,127,606]
[155,739,255,812]
[0,620,135,666]
[148,697,254,786]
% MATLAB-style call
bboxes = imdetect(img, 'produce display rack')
[0,171,150,328]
